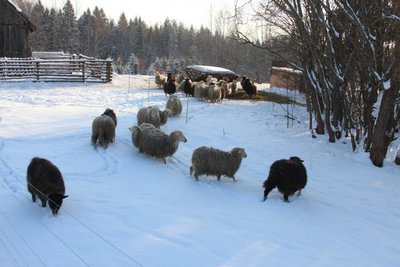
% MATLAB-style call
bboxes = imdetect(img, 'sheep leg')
[263,184,275,201]
[297,190,302,196]
[283,194,290,202]
[190,166,193,175]
[31,193,36,203]
[217,175,221,181]
[232,176,236,182]
[91,135,98,146]
[39,197,47,207]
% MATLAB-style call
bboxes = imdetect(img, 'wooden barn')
[0,0,35,58]
[269,61,304,91]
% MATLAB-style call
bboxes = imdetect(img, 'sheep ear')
[63,195,69,199]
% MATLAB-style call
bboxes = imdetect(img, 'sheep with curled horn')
[190,146,247,181]
[129,123,187,164]
[137,106,172,128]
[91,108,117,149]
[27,157,68,215]
[262,156,308,202]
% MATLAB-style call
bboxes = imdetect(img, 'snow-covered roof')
[7,0,22,12]
[186,65,237,75]
[184,65,238,82]
[272,66,303,74]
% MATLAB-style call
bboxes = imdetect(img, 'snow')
[0,75,399,267]
[384,79,391,90]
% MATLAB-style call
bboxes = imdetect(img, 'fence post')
[106,61,112,82]
[82,61,86,82]
[36,61,40,81]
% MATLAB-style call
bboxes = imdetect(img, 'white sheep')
[218,79,231,99]
[206,75,218,85]
[166,95,183,116]
[176,79,186,93]
[207,83,222,103]
[137,106,172,128]
[190,146,247,181]
[229,81,238,94]
[194,81,209,100]
[129,123,187,164]
[155,71,166,88]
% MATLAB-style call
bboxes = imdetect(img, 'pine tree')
[60,0,80,53]
[115,13,129,64]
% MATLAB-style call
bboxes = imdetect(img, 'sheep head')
[170,131,187,143]
[149,107,161,121]
[102,108,117,126]
[289,156,304,164]
[231,147,247,158]
[48,194,68,215]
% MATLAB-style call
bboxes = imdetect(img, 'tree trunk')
[369,87,399,167]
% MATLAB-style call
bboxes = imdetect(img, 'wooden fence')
[0,57,112,82]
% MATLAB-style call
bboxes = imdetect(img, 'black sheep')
[262,156,307,202]
[183,78,194,97]
[163,73,176,96]
[240,76,247,88]
[27,157,68,215]
[242,78,257,97]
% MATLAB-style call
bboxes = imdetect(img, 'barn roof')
[2,0,36,32]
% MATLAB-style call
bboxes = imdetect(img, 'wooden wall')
[269,67,304,91]
[0,0,33,58]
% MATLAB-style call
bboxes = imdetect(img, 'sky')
[37,0,235,29]
[0,74,399,266]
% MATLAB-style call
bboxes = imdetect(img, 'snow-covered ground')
[0,75,399,267]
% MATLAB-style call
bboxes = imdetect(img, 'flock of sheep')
[25,73,307,216]
[155,71,258,101]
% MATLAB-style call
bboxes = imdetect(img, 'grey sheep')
[190,146,247,181]
[137,106,172,128]
[166,95,183,116]
[262,156,308,202]
[129,123,187,164]
[27,157,68,215]
[91,108,117,149]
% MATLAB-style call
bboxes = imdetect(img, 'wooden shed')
[0,0,35,58]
